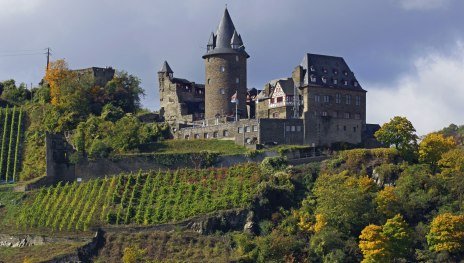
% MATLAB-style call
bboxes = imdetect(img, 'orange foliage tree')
[44,59,76,106]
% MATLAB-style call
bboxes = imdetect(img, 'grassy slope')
[142,139,247,155]
[94,231,239,263]
[0,242,85,263]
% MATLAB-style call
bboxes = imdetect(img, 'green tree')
[375,116,418,161]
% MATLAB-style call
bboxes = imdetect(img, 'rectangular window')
[322,111,328,116]
[353,127,357,132]
[346,95,351,104]
[356,96,361,106]
[236,77,240,84]
[252,125,258,132]
[333,111,338,118]
[354,113,361,120]
[291,126,296,132]
[277,97,283,103]
[238,127,243,133]
[323,95,330,103]
[314,95,320,102]
[297,126,302,132]
[286,126,291,132]
[270,98,275,103]
[245,126,251,132]
[335,94,341,104]
[344,112,350,119]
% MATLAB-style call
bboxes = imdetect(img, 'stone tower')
[203,8,249,120]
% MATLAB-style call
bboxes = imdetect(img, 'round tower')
[203,8,249,120]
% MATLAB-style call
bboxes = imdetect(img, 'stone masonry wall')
[204,54,247,119]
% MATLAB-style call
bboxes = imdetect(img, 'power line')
[0,52,44,57]
[0,48,45,54]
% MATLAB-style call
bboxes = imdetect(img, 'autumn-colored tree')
[376,186,401,218]
[359,224,388,263]
[359,214,412,262]
[44,59,75,106]
[438,148,464,178]
[427,213,464,254]
[375,116,418,161]
[419,133,456,172]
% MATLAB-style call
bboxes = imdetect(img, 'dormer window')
[323,67,328,73]
[343,71,348,76]
[333,79,338,85]
[334,70,338,75]
[343,80,348,86]
[310,75,316,82]
[236,56,239,62]
[322,76,327,84]
[310,65,315,72]
[354,81,358,87]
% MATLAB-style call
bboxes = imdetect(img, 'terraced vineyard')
[0,106,24,183]
[18,163,263,231]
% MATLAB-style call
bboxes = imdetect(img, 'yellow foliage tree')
[419,133,456,171]
[438,148,464,178]
[376,186,401,218]
[359,214,412,262]
[359,224,388,263]
[44,59,75,106]
[427,213,464,253]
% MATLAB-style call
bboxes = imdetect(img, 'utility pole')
[45,47,51,70]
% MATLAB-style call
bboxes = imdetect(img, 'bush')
[88,140,111,159]
[260,156,287,175]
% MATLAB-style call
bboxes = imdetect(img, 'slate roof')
[300,53,365,91]
[203,8,249,58]
[159,61,173,74]
[275,78,295,95]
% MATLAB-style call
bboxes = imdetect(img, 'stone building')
[158,61,205,123]
[73,67,115,87]
[161,8,377,148]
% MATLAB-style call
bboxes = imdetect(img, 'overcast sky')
[1,0,463,135]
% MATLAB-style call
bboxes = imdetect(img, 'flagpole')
[233,88,238,122]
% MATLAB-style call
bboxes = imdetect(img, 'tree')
[376,186,401,218]
[313,172,378,235]
[104,71,144,113]
[44,59,75,106]
[375,116,418,161]
[0,79,30,105]
[427,213,464,255]
[359,224,388,263]
[419,133,456,172]
[359,214,412,262]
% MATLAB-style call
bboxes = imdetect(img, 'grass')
[140,139,248,155]
[0,242,85,263]
[94,231,239,263]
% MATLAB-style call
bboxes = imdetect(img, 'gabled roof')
[300,53,364,90]
[159,61,173,74]
[231,30,243,46]
[271,78,295,96]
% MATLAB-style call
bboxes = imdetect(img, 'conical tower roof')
[203,8,249,58]
[231,30,243,46]
[215,8,236,49]
[159,61,173,73]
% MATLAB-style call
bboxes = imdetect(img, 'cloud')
[367,41,464,135]
[395,0,451,10]
[0,0,43,16]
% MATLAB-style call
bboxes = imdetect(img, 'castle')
[158,8,378,148]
